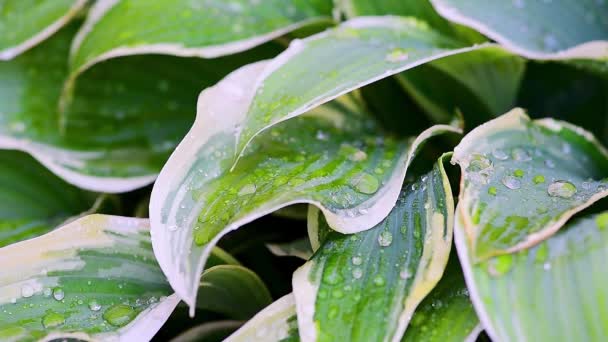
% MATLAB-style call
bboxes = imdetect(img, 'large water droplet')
[351,173,379,194]
[378,231,393,247]
[492,149,509,160]
[103,304,136,327]
[502,176,521,190]
[89,300,102,312]
[352,268,363,279]
[399,269,411,280]
[533,175,545,184]
[52,288,64,301]
[238,183,256,196]
[21,285,34,298]
[42,311,65,328]
[351,256,363,265]
[385,48,409,62]
[548,180,577,198]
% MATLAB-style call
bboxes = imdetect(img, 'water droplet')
[492,149,509,160]
[168,224,179,231]
[21,285,34,298]
[351,256,362,265]
[487,254,513,276]
[238,183,256,196]
[543,262,552,271]
[43,288,52,297]
[316,130,328,141]
[42,311,65,328]
[548,181,577,198]
[332,289,344,298]
[502,176,521,190]
[373,275,385,286]
[103,304,136,327]
[582,181,592,190]
[399,269,411,279]
[349,150,367,161]
[385,48,409,62]
[488,186,497,196]
[513,169,525,178]
[352,268,363,279]
[52,288,64,301]
[378,231,393,247]
[533,175,545,184]
[351,173,379,194]
[89,300,102,311]
[512,148,531,161]
[148,296,158,305]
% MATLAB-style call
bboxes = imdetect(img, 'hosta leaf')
[0,150,96,247]
[292,156,454,342]
[150,50,460,311]
[397,47,525,125]
[197,265,272,320]
[452,108,608,261]
[0,23,279,192]
[402,254,480,342]
[171,320,242,342]
[430,0,608,59]
[225,294,299,342]
[0,0,86,60]
[0,215,178,341]
[68,0,333,74]
[267,238,313,260]
[455,208,608,341]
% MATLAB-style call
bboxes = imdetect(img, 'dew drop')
[89,300,102,311]
[488,186,497,196]
[52,288,64,301]
[351,173,379,194]
[543,262,552,271]
[492,149,509,160]
[168,224,179,231]
[351,256,363,265]
[548,180,577,198]
[502,176,521,190]
[349,150,367,162]
[316,130,328,141]
[513,169,525,178]
[103,304,136,327]
[378,231,393,247]
[21,285,34,298]
[352,268,363,279]
[42,311,65,328]
[533,175,545,184]
[385,48,409,62]
[487,254,513,277]
[373,275,385,286]
[238,183,256,196]
[43,288,52,297]
[399,269,411,280]
[512,148,531,161]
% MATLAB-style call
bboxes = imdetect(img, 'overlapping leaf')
[0,215,179,341]
[0,22,280,192]
[171,320,242,342]
[0,0,86,59]
[452,108,608,261]
[0,150,96,247]
[225,294,299,342]
[455,209,608,341]
[292,156,453,342]
[431,0,608,59]
[68,0,334,74]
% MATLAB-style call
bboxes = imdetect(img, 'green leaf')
[0,150,97,247]
[452,108,608,261]
[171,320,243,342]
[225,294,299,342]
[430,0,608,59]
[0,0,86,59]
[150,66,458,311]
[68,0,333,74]
[197,265,272,320]
[455,209,608,341]
[396,47,525,125]
[292,155,454,341]
[267,238,313,260]
[0,23,280,192]
[0,214,178,341]
[402,254,480,342]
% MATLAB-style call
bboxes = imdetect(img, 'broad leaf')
[68,0,334,74]
[267,238,313,260]
[225,294,299,342]
[171,320,242,342]
[0,0,86,59]
[455,209,608,341]
[452,108,608,261]
[0,23,280,192]
[402,254,480,342]
[197,265,272,320]
[292,156,454,342]
[0,150,96,247]
[430,0,608,59]
[0,215,178,341]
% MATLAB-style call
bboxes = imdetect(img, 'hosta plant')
[1,0,607,341]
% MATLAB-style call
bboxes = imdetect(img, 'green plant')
[0,0,607,341]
